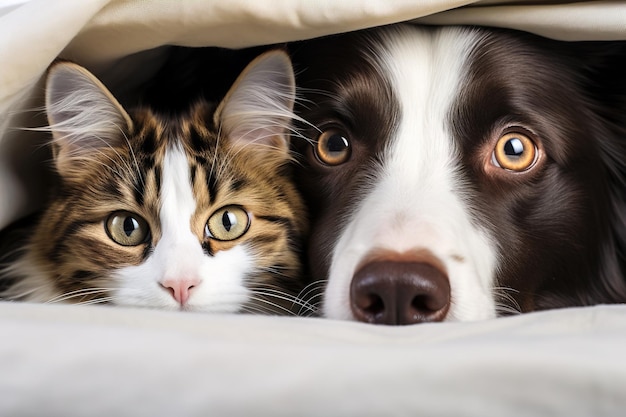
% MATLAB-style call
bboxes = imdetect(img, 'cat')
[0,50,311,315]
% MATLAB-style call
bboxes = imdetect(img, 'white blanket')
[1,1,626,415]
[2,302,626,416]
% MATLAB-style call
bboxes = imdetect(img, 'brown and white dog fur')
[291,24,626,324]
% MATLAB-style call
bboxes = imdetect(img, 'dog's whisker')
[245,295,298,316]
[248,288,317,315]
[296,279,328,300]
[492,286,522,316]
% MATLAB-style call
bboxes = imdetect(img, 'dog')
[290,24,626,324]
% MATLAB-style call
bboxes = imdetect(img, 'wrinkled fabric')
[1,2,626,415]
[1,302,625,417]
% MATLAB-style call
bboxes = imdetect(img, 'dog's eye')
[315,129,351,166]
[492,133,537,172]
[106,211,150,246]
[205,205,251,241]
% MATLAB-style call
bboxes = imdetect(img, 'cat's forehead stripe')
[189,124,214,154]
[154,165,162,192]
[190,164,198,189]
[132,170,146,207]
[140,127,157,154]
[193,154,209,166]
[206,169,218,206]
[230,177,248,193]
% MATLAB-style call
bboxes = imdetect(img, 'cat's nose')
[350,260,450,325]
[160,278,200,305]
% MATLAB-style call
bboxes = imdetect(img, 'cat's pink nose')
[160,278,200,305]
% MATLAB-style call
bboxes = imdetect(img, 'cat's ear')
[215,50,295,154]
[45,61,133,174]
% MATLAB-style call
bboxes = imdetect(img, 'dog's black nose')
[350,260,450,325]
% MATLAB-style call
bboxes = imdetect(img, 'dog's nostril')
[350,260,451,325]
[360,293,385,316]
[413,294,434,311]
[411,290,449,317]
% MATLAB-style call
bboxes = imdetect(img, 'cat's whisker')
[45,287,114,301]
[246,280,292,292]
[66,141,136,185]
[244,300,286,315]
[232,128,293,150]
[246,295,298,316]
[209,121,225,199]
[95,137,146,193]
[249,286,316,310]
[75,296,116,306]
[215,120,301,172]
[53,129,144,197]
[240,293,294,315]
[46,287,115,304]
[240,303,278,316]
[220,121,303,163]
[255,266,296,281]
[119,130,145,188]
[0,284,48,301]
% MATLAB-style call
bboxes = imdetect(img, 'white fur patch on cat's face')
[114,144,254,312]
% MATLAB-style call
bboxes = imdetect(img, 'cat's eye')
[315,129,351,166]
[205,205,251,241]
[106,211,150,246]
[492,132,538,172]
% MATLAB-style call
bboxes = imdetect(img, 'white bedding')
[2,302,626,416]
[1,1,626,415]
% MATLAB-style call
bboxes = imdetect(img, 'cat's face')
[29,51,309,314]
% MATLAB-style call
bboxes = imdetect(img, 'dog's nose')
[350,260,450,325]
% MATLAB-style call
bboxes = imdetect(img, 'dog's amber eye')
[106,211,150,246]
[205,205,250,241]
[493,133,537,172]
[315,129,351,166]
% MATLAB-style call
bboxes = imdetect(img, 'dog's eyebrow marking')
[451,254,465,263]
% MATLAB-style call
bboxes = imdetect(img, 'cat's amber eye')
[206,205,251,241]
[106,211,150,246]
[315,129,351,166]
[493,132,538,172]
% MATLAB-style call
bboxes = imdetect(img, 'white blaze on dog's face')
[293,25,626,323]
[323,28,497,321]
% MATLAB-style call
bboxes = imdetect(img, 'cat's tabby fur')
[0,50,310,315]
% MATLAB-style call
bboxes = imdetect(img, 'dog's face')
[292,25,626,324]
